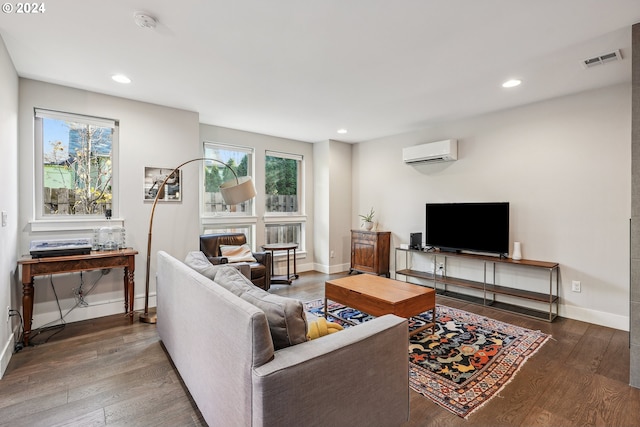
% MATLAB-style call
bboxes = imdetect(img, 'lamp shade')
[220,176,256,205]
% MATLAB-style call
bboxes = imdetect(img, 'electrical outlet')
[438,263,444,270]
[6,306,10,323]
[571,280,581,293]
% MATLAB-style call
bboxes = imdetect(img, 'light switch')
[1,211,7,227]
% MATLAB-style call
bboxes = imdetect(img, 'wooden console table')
[17,248,138,346]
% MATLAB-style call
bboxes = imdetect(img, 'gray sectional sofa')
[156,250,410,427]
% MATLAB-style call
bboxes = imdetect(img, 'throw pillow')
[220,244,257,263]
[307,317,343,340]
[214,267,308,350]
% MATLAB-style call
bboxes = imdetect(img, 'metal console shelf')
[394,247,559,322]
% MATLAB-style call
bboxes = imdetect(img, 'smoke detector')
[581,49,622,69]
[134,12,157,29]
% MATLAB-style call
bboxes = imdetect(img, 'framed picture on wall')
[143,166,182,202]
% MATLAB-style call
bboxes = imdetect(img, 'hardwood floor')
[1,270,638,426]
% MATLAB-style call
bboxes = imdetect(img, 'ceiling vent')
[581,49,622,69]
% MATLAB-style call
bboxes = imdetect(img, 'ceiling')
[1,1,639,143]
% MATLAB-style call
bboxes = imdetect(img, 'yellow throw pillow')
[307,317,344,340]
[220,244,257,263]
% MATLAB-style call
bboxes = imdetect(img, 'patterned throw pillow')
[220,244,257,263]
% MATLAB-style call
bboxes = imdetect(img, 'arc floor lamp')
[139,157,257,324]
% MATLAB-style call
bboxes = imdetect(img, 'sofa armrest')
[252,314,409,427]
[252,251,269,265]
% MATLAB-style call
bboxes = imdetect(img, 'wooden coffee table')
[325,274,436,336]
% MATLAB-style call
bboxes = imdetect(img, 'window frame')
[264,150,304,217]
[263,150,306,251]
[201,141,256,219]
[32,108,120,230]
[200,142,258,249]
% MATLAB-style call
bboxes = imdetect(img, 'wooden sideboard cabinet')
[350,230,391,277]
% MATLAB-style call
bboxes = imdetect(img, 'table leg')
[22,279,34,347]
[123,268,129,314]
[293,248,299,279]
[124,267,135,323]
[285,249,291,282]
[270,250,275,280]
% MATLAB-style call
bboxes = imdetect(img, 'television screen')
[425,202,509,255]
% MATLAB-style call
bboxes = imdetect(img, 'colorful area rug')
[305,300,550,419]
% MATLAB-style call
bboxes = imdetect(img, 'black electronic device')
[425,202,509,256]
[410,232,422,250]
[29,238,92,258]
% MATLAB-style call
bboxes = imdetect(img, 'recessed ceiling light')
[112,74,132,84]
[337,129,348,134]
[502,79,522,88]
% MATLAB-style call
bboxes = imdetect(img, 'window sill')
[263,214,307,223]
[201,216,258,225]
[29,218,125,232]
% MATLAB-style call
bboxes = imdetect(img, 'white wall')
[199,124,315,274]
[18,79,199,328]
[313,141,330,270]
[328,140,352,273]
[313,140,352,274]
[0,36,19,378]
[352,84,631,330]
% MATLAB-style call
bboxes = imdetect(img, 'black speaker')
[410,232,422,250]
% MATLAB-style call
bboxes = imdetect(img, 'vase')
[512,242,522,260]
[363,221,374,231]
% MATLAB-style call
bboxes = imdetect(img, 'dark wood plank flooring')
[1,270,638,426]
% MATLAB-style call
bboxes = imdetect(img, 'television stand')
[394,248,559,322]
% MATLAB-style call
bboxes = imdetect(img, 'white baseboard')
[560,303,629,331]
[0,331,15,379]
[313,262,349,275]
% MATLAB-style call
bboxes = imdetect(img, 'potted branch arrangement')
[359,207,375,231]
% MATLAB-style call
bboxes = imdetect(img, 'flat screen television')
[425,202,509,256]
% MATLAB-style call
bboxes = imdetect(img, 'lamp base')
[139,308,157,324]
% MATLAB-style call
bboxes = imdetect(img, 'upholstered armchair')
[199,233,271,290]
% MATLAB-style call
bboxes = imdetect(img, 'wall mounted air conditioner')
[402,139,458,164]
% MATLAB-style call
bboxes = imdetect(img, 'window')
[202,142,254,216]
[35,109,118,219]
[265,222,302,245]
[265,151,301,214]
[264,151,305,248]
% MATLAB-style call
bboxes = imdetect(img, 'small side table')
[262,243,299,285]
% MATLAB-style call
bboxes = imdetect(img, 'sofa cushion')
[184,251,224,280]
[214,267,308,350]
[220,244,257,263]
[185,251,253,280]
